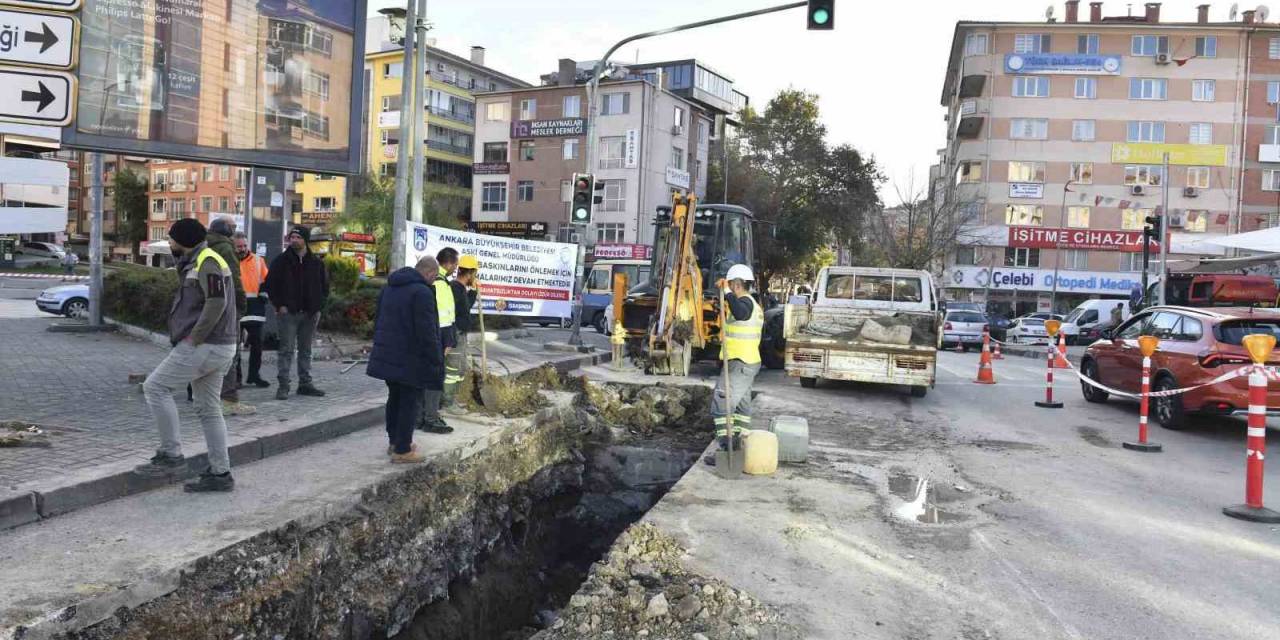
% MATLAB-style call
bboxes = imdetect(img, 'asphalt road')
[0,276,49,319]
[626,350,1280,640]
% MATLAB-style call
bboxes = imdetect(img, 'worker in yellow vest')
[707,264,763,466]
[420,247,458,433]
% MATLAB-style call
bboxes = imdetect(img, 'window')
[1269,125,1280,146]
[670,146,685,170]
[483,142,508,162]
[1269,82,1280,104]
[1184,210,1209,233]
[595,222,625,244]
[957,160,983,183]
[1074,77,1096,99]
[1004,247,1040,267]
[1122,208,1154,230]
[1005,204,1044,226]
[563,138,580,160]
[486,102,509,121]
[1012,76,1050,98]
[1072,119,1096,142]
[1067,206,1091,228]
[480,182,507,212]
[1063,250,1088,270]
[1192,80,1216,102]
[1189,123,1213,145]
[1121,253,1146,272]
[1195,36,1217,58]
[218,196,229,212]
[1127,121,1165,143]
[1007,161,1046,183]
[601,92,630,115]
[1131,35,1169,56]
[599,136,625,169]
[234,196,245,213]
[202,167,213,181]
[380,162,397,178]
[380,130,398,146]
[673,106,686,130]
[698,120,710,143]
[200,196,213,212]
[219,166,229,181]
[519,98,537,120]
[519,140,535,161]
[1129,78,1167,100]
[313,197,336,211]
[305,71,330,100]
[601,179,626,212]
[171,198,186,219]
[1264,170,1280,191]
[955,246,978,266]
[1175,315,1204,341]
[1014,33,1050,54]
[380,96,400,113]
[383,62,403,78]
[1124,166,1164,186]
[152,171,167,188]
[1070,162,1094,184]
[563,95,581,118]
[150,226,166,241]
[516,180,534,202]
[965,33,988,56]
[1011,118,1049,140]
[1078,34,1099,54]
[152,198,165,215]
[1271,37,1280,59]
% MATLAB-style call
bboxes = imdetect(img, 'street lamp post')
[1048,179,1075,314]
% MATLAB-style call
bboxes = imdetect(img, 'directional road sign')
[0,1,80,11]
[0,8,78,69]
[0,65,74,125]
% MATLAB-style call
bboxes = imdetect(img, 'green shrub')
[320,283,382,338]
[104,267,179,333]
[324,255,361,296]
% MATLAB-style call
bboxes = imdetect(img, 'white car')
[35,283,89,318]
[18,241,66,260]
[942,310,987,351]
[1006,317,1051,345]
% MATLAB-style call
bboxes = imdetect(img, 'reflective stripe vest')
[197,247,229,272]
[435,268,456,328]
[238,254,268,297]
[721,294,763,364]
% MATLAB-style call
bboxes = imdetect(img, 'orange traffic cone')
[974,331,997,384]
[1053,331,1070,369]
[992,341,1004,360]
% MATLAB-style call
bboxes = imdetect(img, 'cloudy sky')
[367,1,1221,203]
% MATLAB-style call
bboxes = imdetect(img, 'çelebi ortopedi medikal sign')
[0,7,79,69]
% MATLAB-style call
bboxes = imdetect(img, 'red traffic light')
[575,177,591,190]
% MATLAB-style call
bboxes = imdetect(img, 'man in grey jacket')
[134,219,240,492]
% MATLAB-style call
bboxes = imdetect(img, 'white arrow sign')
[0,8,78,69]
[0,65,73,125]
[0,1,80,11]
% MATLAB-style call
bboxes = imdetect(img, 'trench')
[392,382,711,640]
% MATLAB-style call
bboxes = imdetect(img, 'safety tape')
[1064,357,1279,400]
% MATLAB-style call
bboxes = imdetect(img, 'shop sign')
[510,118,585,138]
[1004,53,1122,75]
[592,243,651,260]
[472,162,510,175]
[1007,226,1159,252]
[1111,142,1228,167]
[948,266,1145,295]
[1008,182,1043,199]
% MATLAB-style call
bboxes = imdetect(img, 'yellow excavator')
[612,193,759,375]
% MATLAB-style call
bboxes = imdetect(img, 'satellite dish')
[1045,5,1055,20]
[1259,4,1271,21]
[1230,3,1240,20]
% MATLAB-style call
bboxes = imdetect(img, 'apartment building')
[146,161,250,246]
[937,1,1280,316]
[73,154,149,260]
[470,58,741,245]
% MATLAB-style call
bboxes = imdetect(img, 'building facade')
[938,1,1280,317]
[74,154,150,260]
[146,160,250,244]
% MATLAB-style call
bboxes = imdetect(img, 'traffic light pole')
[569,0,809,346]
[1158,152,1170,305]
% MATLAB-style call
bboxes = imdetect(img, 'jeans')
[385,382,422,454]
[237,322,264,382]
[144,342,236,474]
[277,311,319,389]
[712,359,761,438]
[443,332,469,406]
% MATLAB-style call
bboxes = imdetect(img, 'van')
[1061,300,1130,345]
[581,258,651,333]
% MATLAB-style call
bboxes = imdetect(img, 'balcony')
[428,105,475,125]
[1261,144,1280,163]
[427,140,471,157]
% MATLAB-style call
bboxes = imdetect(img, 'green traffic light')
[812,8,829,24]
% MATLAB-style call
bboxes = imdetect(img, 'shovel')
[714,282,744,479]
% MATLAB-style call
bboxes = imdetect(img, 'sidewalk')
[0,314,610,529]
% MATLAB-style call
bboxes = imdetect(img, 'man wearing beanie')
[134,218,239,492]
[264,225,329,400]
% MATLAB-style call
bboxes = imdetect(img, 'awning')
[1199,226,1280,253]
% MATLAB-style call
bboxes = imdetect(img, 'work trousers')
[712,359,761,438]
[277,311,319,389]
[385,381,422,455]
[144,342,236,474]
[443,332,469,406]
[237,321,264,383]
[221,337,241,401]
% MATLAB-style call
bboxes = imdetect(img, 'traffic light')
[571,173,595,225]
[807,0,834,30]
[1144,214,1163,239]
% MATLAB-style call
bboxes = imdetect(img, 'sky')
[366,1,1223,204]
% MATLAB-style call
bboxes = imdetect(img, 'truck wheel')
[799,377,817,389]
[910,386,928,398]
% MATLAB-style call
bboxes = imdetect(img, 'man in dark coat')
[206,217,251,414]
[265,225,329,400]
[366,256,445,463]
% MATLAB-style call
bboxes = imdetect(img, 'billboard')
[63,0,366,174]
[407,222,578,318]
[1111,143,1229,167]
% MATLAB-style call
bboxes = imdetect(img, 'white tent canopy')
[1201,226,1280,253]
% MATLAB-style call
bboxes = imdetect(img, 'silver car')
[942,310,987,351]
[35,283,89,318]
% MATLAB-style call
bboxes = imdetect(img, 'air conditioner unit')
[1155,53,1172,65]
[1183,186,1199,197]
[671,125,685,135]
[1130,184,1146,196]
[1168,211,1186,228]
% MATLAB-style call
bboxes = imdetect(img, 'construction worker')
[444,254,480,414]
[233,232,270,388]
[419,247,458,433]
[707,264,763,466]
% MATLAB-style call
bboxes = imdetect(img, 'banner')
[1007,226,1159,252]
[1004,53,1122,75]
[1111,143,1229,167]
[407,223,577,318]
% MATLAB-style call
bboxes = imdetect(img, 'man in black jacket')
[206,217,252,415]
[366,256,444,463]
[265,226,329,400]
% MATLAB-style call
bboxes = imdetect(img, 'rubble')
[533,524,799,640]
[0,421,50,448]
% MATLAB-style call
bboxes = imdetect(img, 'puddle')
[888,472,965,524]
[1076,426,1112,448]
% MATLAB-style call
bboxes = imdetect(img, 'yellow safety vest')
[435,268,456,328]
[721,294,762,364]
[196,247,229,272]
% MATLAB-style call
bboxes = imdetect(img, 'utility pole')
[390,0,418,271]
[88,152,104,326]
[410,0,428,225]
[1158,152,1170,305]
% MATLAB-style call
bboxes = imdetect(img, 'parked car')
[944,301,984,314]
[942,310,987,351]
[17,241,66,260]
[1079,306,1280,429]
[1006,317,1051,345]
[35,283,89,318]
[1019,312,1064,322]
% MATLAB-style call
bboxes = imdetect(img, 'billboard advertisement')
[407,223,578,318]
[1111,143,1229,167]
[63,0,366,174]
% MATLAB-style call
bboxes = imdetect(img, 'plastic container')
[743,430,779,475]
[768,415,809,463]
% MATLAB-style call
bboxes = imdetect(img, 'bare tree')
[864,173,983,271]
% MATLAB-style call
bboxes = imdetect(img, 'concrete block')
[0,490,39,530]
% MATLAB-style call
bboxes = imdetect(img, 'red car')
[1079,306,1280,429]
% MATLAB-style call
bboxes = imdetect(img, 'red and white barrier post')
[1224,334,1280,523]
[1123,335,1163,453]
[1035,320,1064,409]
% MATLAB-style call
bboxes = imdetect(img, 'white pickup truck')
[782,267,941,397]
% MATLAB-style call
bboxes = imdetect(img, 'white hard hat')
[726,264,754,282]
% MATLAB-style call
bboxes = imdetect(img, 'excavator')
[612,193,759,375]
